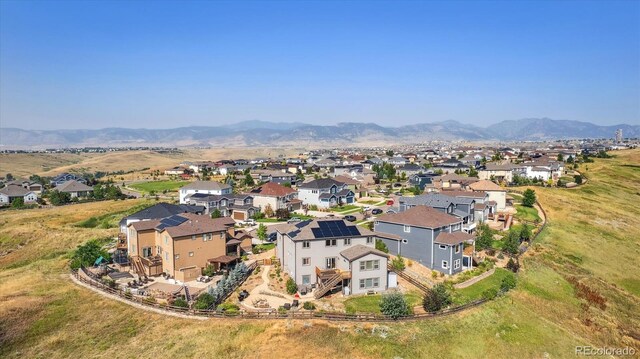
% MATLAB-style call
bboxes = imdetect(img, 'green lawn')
[453,268,513,305]
[344,292,423,314]
[331,204,360,213]
[514,204,541,222]
[129,180,189,194]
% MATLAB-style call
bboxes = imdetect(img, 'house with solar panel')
[183,193,258,221]
[297,178,355,209]
[178,181,232,204]
[275,218,389,298]
[374,206,476,275]
[126,213,250,282]
[398,193,477,233]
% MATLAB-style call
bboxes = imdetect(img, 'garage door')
[233,211,245,220]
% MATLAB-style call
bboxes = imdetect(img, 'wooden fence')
[72,268,488,322]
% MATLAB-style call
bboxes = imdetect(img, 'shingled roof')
[250,182,296,197]
[434,231,475,245]
[469,180,505,192]
[376,205,461,228]
[340,244,388,262]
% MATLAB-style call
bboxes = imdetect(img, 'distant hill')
[1,118,638,148]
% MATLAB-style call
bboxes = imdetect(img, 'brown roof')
[340,244,389,262]
[0,184,31,197]
[249,182,296,197]
[207,255,239,264]
[162,213,235,238]
[469,180,505,192]
[130,220,161,231]
[438,173,479,183]
[474,203,486,210]
[376,206,460,228]
[334,175,360,185]
[57,180,93,193]
[375,232,403,241]
[434,231,475,245]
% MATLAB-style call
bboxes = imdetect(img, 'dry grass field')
[0,150,638,358]
[0,147,304,178]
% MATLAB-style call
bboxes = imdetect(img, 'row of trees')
[200,263,250,309]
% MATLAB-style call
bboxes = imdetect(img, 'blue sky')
[1,0,638,130]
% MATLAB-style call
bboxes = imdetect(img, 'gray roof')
[56,180,93,193]
[275,218,373,241]
[0,184,32,197]
[340,244,389,262]
[401,193,473,208]
[119,203,204,226]
[180,181,231,191]
[298,178,344,189]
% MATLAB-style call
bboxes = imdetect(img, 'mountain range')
[1,118,637,148]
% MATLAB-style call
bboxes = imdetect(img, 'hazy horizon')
[1,1,639,130]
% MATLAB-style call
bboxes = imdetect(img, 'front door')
[325,257,336,269]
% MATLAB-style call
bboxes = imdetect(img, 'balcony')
[116,233,127,250]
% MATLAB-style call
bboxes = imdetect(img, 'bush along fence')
[72,266,493,322]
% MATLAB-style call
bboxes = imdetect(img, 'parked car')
[287,217,302,223]
[371,208,382,215]
[362,206,371,211]
[268,232,277,242]
[243,219,256,226]
[325,214,335,217]
[386,199,394,205]
[344,215,357,222]
[394,191,403,196]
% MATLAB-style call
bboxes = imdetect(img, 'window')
[302,257,311,266]
[403,225,411,233]
[203,233,212,241]
[189,251,194,257]
[165,252,169,260]
[175,254,180,260]
[220,232,225,239]
[325,239,337,247]
[325,257,336,269]
[164,236,169,244]
[454,259,461,269]
[455,245,460,253]
[439,244,447,250]
[442,260,448,269]
[359,277,380,289]
[192,235,196,240]
[157,246,162,255]
[143,247,152,257]
[302,275,310,285]
[366,237,373,244]
[302,241,310,248]
[344,238,351,245]
[402,239,408,244]
[359,260,380,271]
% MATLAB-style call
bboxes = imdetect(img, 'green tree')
[385,150,394,157]
[519,223,532,242]
[500,272,517,291]
[282,182,292,188]
[172,298,189,308]
[275,208,290,220]
[5,173,14,181]
[375,239,389,253]
[70,239,111,269]
[522,189,536,207]
[475,223,493,250]
[11,197,25,208]
[264,203,274,218]
[194,293,215,310]
[566,155,574,163]
[380,291,409,319]
[286,278,297,294]
[244,173,255,187]
[211,209,222,219]
[391,255,406,271]
[256,224,268,241]
[502,230,520,256]
[574,175,583,184]
[422,284,452,312]
[468,166,478,177]
[557,153,564,161]
[49,190,71,206]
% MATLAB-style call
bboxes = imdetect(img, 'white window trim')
[302,257,311,266]
[442,260,448,269]
[302,241,310,248]
[439,244,447,250]
[403,225,411,233]
[454,259,461,269]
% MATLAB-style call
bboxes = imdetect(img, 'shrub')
[124,289,133,299]
[574,175,583,185]
[303,301,316,310]
[194,293,215,310]
[143,296,157,305]
[500,272,517,292]
[432,270,439,279]
[203,264,215,277]
[475,223,493,251]
[379,292,410,319]
[286,278,297,295]
[482,288,498,300]
[375,239,389,253]
[173,298,189,308]
[217,302,240,313]
[422,284,452,312]
[506,258,520,273]
[69,239,111,269]
[391,256,406,271]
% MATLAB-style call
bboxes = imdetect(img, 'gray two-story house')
[374,206,475,275]
[183,193,258,221]
[398,193,476,232]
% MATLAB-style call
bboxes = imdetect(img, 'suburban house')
[0,184,38,205]
[183,193,258,220]
[127,213,249,282]
[251,170,298,186]
[522,161,564,182]
[468,180,507,210]
[6,179,43,194]
[433,173,479,190]
[439,190,495,222]
[398,193,476,232]
[478,163,516,183]
[275,218,389,298]
[432,158,469,173]
[297,178,355,208]
[164,166,190,176]
[374,206,475,275]
[56,180,94,198]
[396,163,424,177]
[50,173,87,186]
[408,173,438,191]
[179,181,232,204]
[249,182,300,212]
